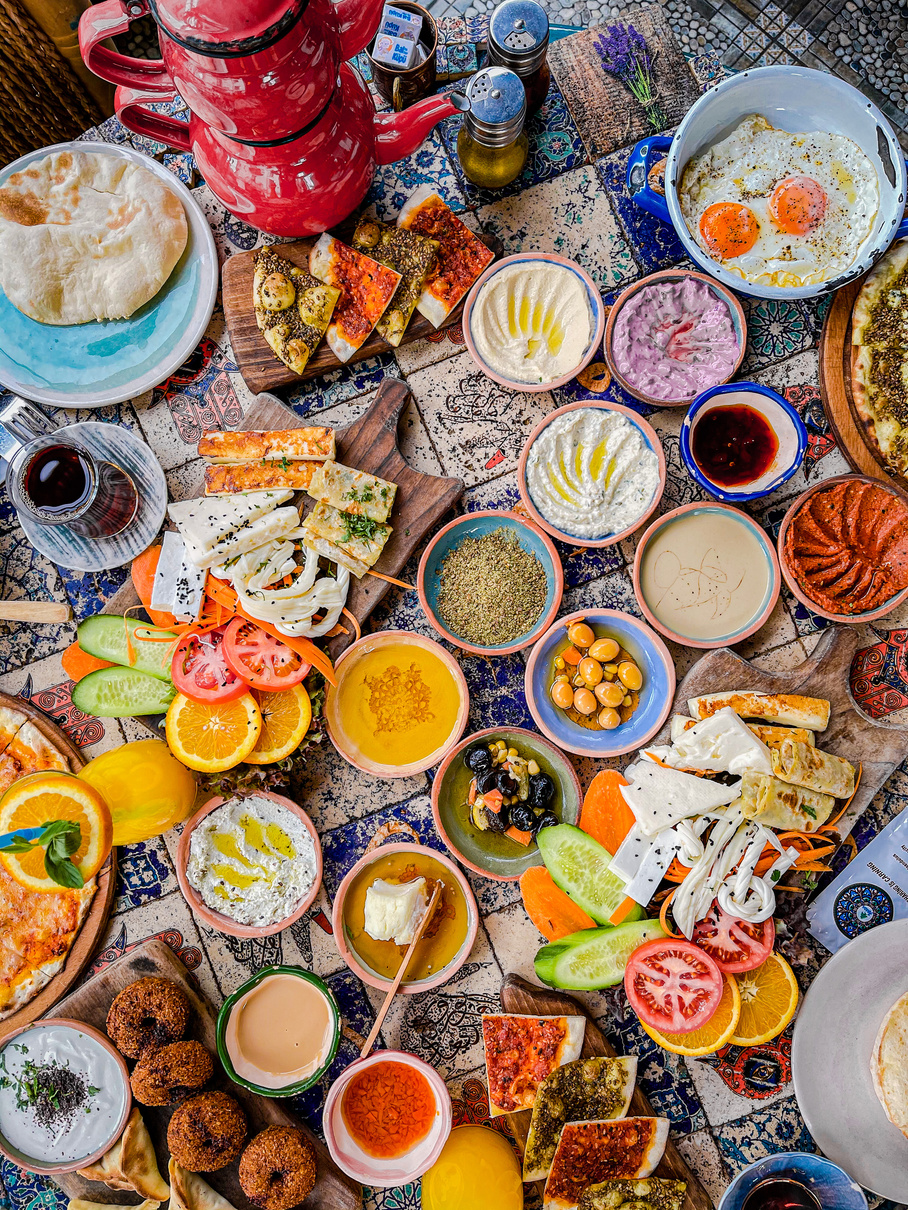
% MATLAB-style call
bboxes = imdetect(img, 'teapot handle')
[79,0,174,91]
[115,85,192,152]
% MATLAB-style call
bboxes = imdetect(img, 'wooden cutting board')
[0,691,117,1042]
[50,939,362,1210]
[221,231,498,396]
[499,975,711,1210]
[241,377,463,659]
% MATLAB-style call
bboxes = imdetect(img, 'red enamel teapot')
[115,66,468,237]
[80,0,383,141]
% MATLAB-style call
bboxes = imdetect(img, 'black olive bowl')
[431,726,581,882]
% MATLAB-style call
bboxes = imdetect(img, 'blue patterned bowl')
[718,1153,868,1210]
[525,608,676,759]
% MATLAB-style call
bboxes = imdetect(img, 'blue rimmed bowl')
[462,253,605,391]
[417,509,563,656]
[525,608,676,759]
[681,382,808,502]
[0,141,218,408]
[718,1153,867,1210]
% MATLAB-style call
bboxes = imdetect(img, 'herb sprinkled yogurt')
[525,408,661,540]
[187,795,317,928]
[0,1023,128,1164]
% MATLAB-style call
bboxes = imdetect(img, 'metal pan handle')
[626,134,673,224]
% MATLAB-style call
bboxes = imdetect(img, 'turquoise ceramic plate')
[0,141,218,408]
[431,726,582,881]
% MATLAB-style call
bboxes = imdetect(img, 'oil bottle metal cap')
[463,66,527,147]
[487,0,549,75]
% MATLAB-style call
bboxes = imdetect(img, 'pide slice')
[578,1177,686,1210]
[543,1119,669,1210]
[872,989,908,1137]
[482,1013,585,1116]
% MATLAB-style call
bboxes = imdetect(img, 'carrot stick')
[367,570,416,592]
[131,545,177,628]
[659,889,681,937]
[664,856,693,883]
[342,608,362,642]
[519,867,596,941]
[61,641,113,683]
[579,770,634,856]
[608,896,640,926]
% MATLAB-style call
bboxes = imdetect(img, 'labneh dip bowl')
[175,791,323,939]
[463,253,605,392]
[777,474,908,623]
[517,400,666,548]
[604,269,746,407]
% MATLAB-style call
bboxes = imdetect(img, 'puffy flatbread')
[872,989,908,1138]
[578,1178,687,1210]
[523,1057,637,1181]
[0,150,187,324]
[253,247,340,377]
[771,739,855,799]
[306,462,397,523]
[740,771,835,832]
[543,1119,669,1210]
[309,233,400,362]
[482,1013,585,1116]
[351,218,438,345]
[687,691,830,731]
[301,502,391,577]
[169,1159,237,1210]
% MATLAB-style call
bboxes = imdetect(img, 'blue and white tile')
[115,836,176,913]
[363,130,469,220]
[0,521,72,673]
[461,650,534,732]
[58,564,132,623]
[714,1095,817,1175]
[595,145,687,274]
[741,298,815,371]
[686,1049,794,1129]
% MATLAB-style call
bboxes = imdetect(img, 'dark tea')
[742,1178,821,1210]
[14,439,139,538]
[24,445,93,516]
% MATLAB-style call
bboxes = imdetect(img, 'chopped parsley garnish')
[345,485,375,505]
[340,512,383,548]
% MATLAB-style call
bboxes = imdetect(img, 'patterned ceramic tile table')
[1,19,908,1210]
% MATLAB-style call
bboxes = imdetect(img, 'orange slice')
[641,973,741,1057]
[165,692,261,773]
[0,771,113,892]
[730,951,799,1047]
[245,685,312,766]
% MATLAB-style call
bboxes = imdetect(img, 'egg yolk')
[699,202,759,259]
[768,175,828,235]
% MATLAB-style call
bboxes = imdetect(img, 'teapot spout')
[334,0,384,59]
[374,91,469,165]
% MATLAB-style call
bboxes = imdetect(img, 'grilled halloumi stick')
[205,461,323,496]
[198,427,335,464]
[687,691,830,732]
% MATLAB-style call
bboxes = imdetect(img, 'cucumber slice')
[535,920,667,990]
[72,667,176,717]
[78,615,177,681]
[537,824,643,926]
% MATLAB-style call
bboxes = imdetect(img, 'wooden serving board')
[241,378,463,659]
[222,230,499,396]
[656,625,908,845]
[499,974,711,1210]
[50,939,362,1210]
[819,275,908,491]
[0,691,117,1042]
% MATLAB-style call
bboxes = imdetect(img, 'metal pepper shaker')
[456,66,528,189]
[487,0,550,117]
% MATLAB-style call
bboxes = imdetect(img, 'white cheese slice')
[186,507,302,570]
[150,530,182,613]
[655,707,773,776]
[173,550,207,622]
[624,832,682,905]
[364,877,428,945]
[609,825,652,884]
[620,761,742,836]
[168,490,292,556]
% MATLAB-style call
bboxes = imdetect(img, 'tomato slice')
[171,626,249,704]
[692,903,775,974]
[624,937,724,1035]
[221,617,310,692]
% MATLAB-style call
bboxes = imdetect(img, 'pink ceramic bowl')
[323,1050,452,1187]
[517,399,666,547]
[632,501,781,649]
[604,268,747,406]
[325,630,470,778]
[462,253,606,392]
[331,842,479,994]
[176,791,323,938]
[777,473,908,623]
[0,1018,132,1174]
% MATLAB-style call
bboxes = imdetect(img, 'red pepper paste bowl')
[324,1050,452,1187]
[777,473,908,623]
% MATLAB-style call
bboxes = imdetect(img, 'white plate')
[0,141,218,408]
[792,918,908,1200]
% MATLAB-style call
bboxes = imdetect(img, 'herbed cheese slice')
[620,761,741,836]
[185,507,302,570]
[168,491,292,556]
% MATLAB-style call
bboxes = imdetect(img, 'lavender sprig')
[594,22,667,131]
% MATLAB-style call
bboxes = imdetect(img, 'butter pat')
[364,877,428,945]
[372,33,417,68]
[380,4,423,41]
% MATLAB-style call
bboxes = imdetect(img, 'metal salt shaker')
[487,0,550,116]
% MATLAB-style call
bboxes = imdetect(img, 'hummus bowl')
[462,253,605,391]
[175,791,323,938]
[525,609,676,759]
[518,400,666,547]
[777,474,908,623]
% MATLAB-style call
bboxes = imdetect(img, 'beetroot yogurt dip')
[611,277,739,402]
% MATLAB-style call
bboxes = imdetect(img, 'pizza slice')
[351,218,439,346]
[578,1178,687,1210]
[0,706,28,760]
[0,721,69,793]
[397,184,494,326]
[543,1120,669,1210]
[253,245,340,376]
[482,1012,585,1116]
[309,234,401,362]
[0,939,53,1020]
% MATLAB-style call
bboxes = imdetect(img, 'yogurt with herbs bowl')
[0,1020,130,1173]
[519,401,665,546]
[605,271,745,405]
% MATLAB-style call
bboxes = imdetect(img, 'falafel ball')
[239,1126,317,1210]
[107,977,191,1059]
[168,1090,248,1172]
[130,1039,214,1107]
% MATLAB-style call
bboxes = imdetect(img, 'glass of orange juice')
[79,739,197,844]
[421,1125,523,1210]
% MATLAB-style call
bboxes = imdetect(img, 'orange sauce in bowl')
[341,1061,436,1158]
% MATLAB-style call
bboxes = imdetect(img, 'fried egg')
[679,114,879,288]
